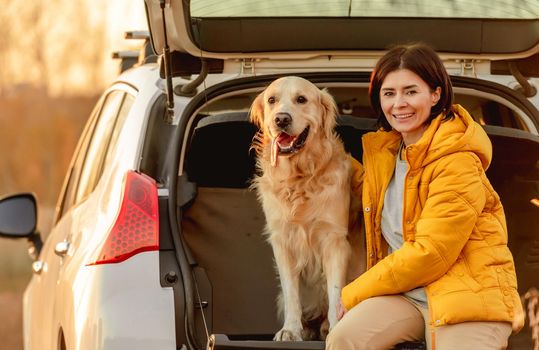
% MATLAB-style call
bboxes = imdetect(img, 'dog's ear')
[319,88,338,137]
[249,91,265,129]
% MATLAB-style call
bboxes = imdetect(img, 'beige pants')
[326,295,512,350]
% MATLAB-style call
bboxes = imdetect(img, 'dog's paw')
[301,327,317,341]
[274,328,303,341]
[319,318,330,340]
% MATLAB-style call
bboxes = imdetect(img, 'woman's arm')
[342,152,487,310]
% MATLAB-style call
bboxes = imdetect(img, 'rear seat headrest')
[186,112,257,188]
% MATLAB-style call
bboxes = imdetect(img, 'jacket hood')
[363,104,492,170]
[417,104,492,170]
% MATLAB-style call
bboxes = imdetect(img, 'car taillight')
[88,171,159,265]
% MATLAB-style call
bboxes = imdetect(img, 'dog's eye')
[268,96,276,104]
[297,96,307,104]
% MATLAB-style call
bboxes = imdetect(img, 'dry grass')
[0,90,97,207]
[0,290,24,350]
[0,240,32,350]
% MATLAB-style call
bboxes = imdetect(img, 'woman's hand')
[337,299,348,320]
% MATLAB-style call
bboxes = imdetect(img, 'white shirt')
[381,148,428,308]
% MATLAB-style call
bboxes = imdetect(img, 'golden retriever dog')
[250,76,363,341]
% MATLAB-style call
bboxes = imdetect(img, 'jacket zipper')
[363,138,377,267]
[404,145,436,349]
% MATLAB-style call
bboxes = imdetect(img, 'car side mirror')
[0,193,37,237]
[0,193,42,258]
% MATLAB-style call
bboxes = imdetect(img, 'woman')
[326,43,523,349]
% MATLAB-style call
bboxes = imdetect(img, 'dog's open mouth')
[271,126,310,166]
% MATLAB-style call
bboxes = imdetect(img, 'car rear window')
[191,0,539,19]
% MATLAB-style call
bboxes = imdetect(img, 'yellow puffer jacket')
[343,104,523,331]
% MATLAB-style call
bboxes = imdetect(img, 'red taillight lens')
[89,171,159,265]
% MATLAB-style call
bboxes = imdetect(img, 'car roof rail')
[112,50,140,73]
[125,30,158,64]
[112,30,158,73]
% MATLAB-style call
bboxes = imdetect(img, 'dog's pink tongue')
[276,133,295,147]
[271,133,295,167]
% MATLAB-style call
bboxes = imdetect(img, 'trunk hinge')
[458,59,478,77]
[509,61,537,97]
[240,58,256,76]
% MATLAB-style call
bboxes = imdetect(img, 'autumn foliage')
[0,89,98,221]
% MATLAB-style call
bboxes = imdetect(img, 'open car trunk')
[172,75,539,350]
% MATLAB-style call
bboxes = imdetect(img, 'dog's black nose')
[275,113,292,129]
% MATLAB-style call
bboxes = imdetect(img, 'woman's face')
[380,68,441,145]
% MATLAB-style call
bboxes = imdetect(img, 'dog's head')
[250,76,338,165]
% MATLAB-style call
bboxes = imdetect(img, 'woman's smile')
[392,113,414,119]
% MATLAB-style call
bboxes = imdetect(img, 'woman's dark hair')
[369,43,454,131]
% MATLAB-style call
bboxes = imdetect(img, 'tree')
[0,0,110,95]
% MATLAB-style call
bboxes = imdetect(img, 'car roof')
[145,0,539,61]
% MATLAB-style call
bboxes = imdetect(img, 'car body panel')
[70,253,175,350]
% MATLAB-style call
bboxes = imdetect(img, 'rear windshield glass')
[191,0,539,19]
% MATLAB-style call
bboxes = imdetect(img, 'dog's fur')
[250,76,363,341]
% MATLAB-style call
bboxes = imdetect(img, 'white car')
[0,1,538,349]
